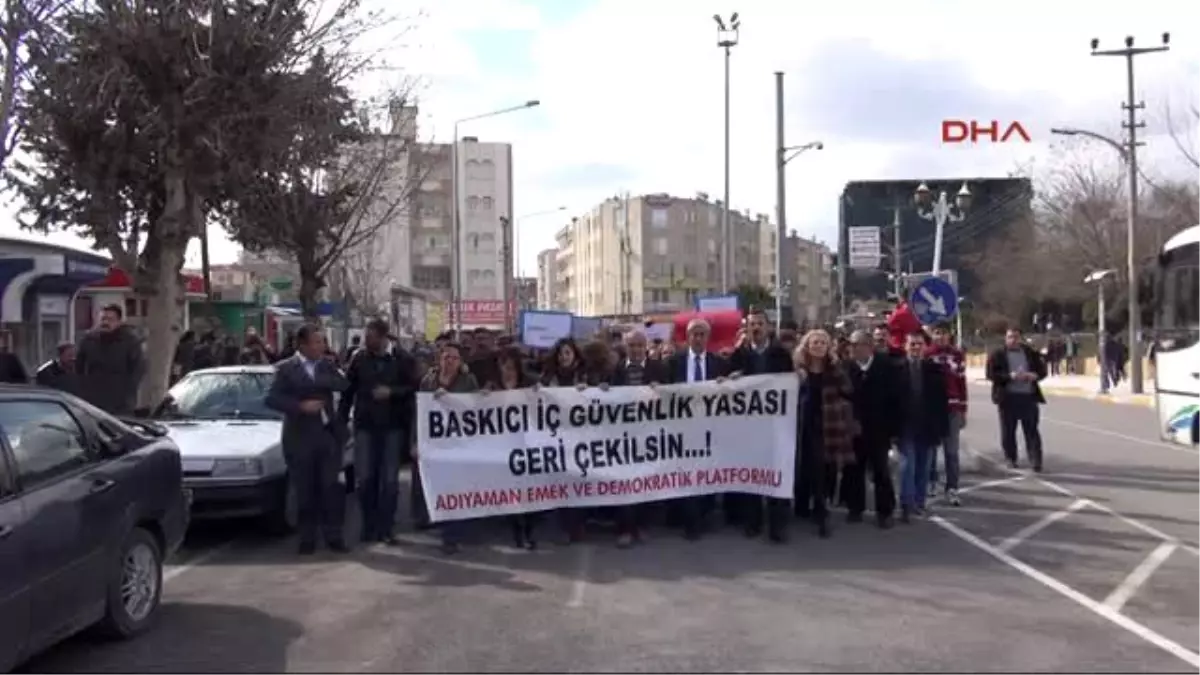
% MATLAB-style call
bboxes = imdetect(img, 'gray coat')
[75,325,145,416]
[265,355,350,460]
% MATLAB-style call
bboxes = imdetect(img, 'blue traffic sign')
[909,276,958,324]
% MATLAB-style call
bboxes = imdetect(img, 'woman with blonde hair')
[792,329,859,539]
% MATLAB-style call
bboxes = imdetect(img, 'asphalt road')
[21,385,1200,673]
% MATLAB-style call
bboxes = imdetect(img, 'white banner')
[416,374,799,522]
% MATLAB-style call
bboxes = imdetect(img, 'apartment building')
[785,232,835,324]
[536,248,558,310]
[554,192,766,316]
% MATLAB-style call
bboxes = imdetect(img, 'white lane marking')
[566,544,593,608]
[1103,542,1179,613]
[963,444,1200,558]
[958,475,1027,495]
[997,499,1090,553]
[164,539,238,582]
[1040,417,1199,455]
[931,515,1200,669]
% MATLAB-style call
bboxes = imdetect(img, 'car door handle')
[0,525,12,540]
[88,478,116,494]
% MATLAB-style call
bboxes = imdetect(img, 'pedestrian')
[415,341,480,555]
[0,338,28,384]
[264,323,351,555]
[896,331,951,522]
[337,319,417,546]
[841,329,900,529]
[172,330,196,385]
[728,308,793,542]
[610,328,669,548]
[792,329,858,539]
[487,346,542,550]
[35,342,79,395]
[926,322,968,505]
[75,304,144,416]
[241,332,272,364]
[468,328,499,385]
[985,327,1047,471]
[666,317,730,541]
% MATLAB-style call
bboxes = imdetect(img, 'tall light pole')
[1076,32,1168,394]
[914,181,972,276]
[506,206,566,331]
[1085,269,1118,394]
[512,206,567,280]
[451,99,541,333]
[773,71,823,330]
[714,12,740,294]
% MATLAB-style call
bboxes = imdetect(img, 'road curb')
[971,379,1154,408]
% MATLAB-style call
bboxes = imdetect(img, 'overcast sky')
[2,0,1197,276]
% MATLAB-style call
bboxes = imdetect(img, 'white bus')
[1152,224,1199,445]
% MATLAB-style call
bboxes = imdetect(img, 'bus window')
[1154,246,1199,354]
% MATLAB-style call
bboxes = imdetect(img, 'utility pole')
[713,13,740,294]
[891,205,903,298]
[1091,33,1169,395]
[774,71,786,330]
[499,215,513,334]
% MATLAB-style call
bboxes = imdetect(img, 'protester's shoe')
[380,534,401,547]
[947,489,961,506]
[683,526,702,541]
[327,540,350,554]
[768,528,788,544]
[616,533,634,549]
[743,524,763,538]
[928,482,939,497]
[440,541,460,555]
[1007,459,1019,470]
[816,517,831,539]
[846,512,864,524]
[913,505,927,518]
[359,529,376,544]
[900,507,912,524]
[297,541,317,555]
[876,514,894,529]
[1032,463,1044,474]
[523,538,538,551]
[511,526,527,550]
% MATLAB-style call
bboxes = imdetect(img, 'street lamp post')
[1085,269,1118,394]
[505,206,566,332]
[914,181,972,276]
[714,12,740,294]
[956,296,966,349]
[451,100,541,334]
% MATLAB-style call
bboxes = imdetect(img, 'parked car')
[152,365,354,533]
[0,385,189,672]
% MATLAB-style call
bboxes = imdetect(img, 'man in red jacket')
[926,322,968,505]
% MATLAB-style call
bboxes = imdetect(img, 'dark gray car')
[0,385,189,671]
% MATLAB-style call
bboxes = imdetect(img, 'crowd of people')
[265,304,1049,557]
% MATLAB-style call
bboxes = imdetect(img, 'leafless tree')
[1163,91,1198,169]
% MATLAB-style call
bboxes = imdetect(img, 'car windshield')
[156,371,280,420]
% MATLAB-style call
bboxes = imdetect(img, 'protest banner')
[416,373,799,522]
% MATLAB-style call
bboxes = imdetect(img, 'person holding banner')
[793,329,859,539]
[538,337,593,543]
[416,342,481,554]
[728,309,794,542]
[488,346,543,550]
[610,328,669,548]
[666,318,730,540]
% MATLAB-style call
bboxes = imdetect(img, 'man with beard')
[727,308,793,541]
[76,304,145,416]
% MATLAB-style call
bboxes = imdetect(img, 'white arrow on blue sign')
[909,276,958,324]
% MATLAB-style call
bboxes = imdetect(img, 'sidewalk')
[966,368,1155,408]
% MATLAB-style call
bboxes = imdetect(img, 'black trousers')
[999,394,1043,466]
[842,436,896,517]
[410,461,430,527]
[287,434,345,545]
[793,446,828,521]
[615,503,646,536]
[741,495,790,535]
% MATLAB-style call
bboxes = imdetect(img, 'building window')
[707,239,716,253]
[470,234,480,250]
[653,237,668,255]
[413,266,451,289]
[466,196,480,211]
[684,237,698,254]
[650,208,668,229]
[481,196,494,210]
[480,233,495,246]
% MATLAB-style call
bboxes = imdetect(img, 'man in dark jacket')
[727,308,793,542]
[985,327,1047,471]
[0,340,28,384]
[36,342,79,395]
[896,331,950,522]
[337,319,418,545]
[76,304,144,415]
[610,328,668,548]
[842,330,900,528]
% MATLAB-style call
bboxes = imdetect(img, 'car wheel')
[262,477,298,536]
[96,527,163,639]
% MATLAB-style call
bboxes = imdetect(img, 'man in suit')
[610,328,669,547]
[985,327,1048,471]
[667,317,729,540]
[842,330,900,528]
[727,308,794,541]
[265,323,351,554]
[896,331,950,522]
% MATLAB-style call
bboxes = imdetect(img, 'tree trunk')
[140,249,185,409]
[298,275,320,320]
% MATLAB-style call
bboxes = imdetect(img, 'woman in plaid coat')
[793,329,860,539]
